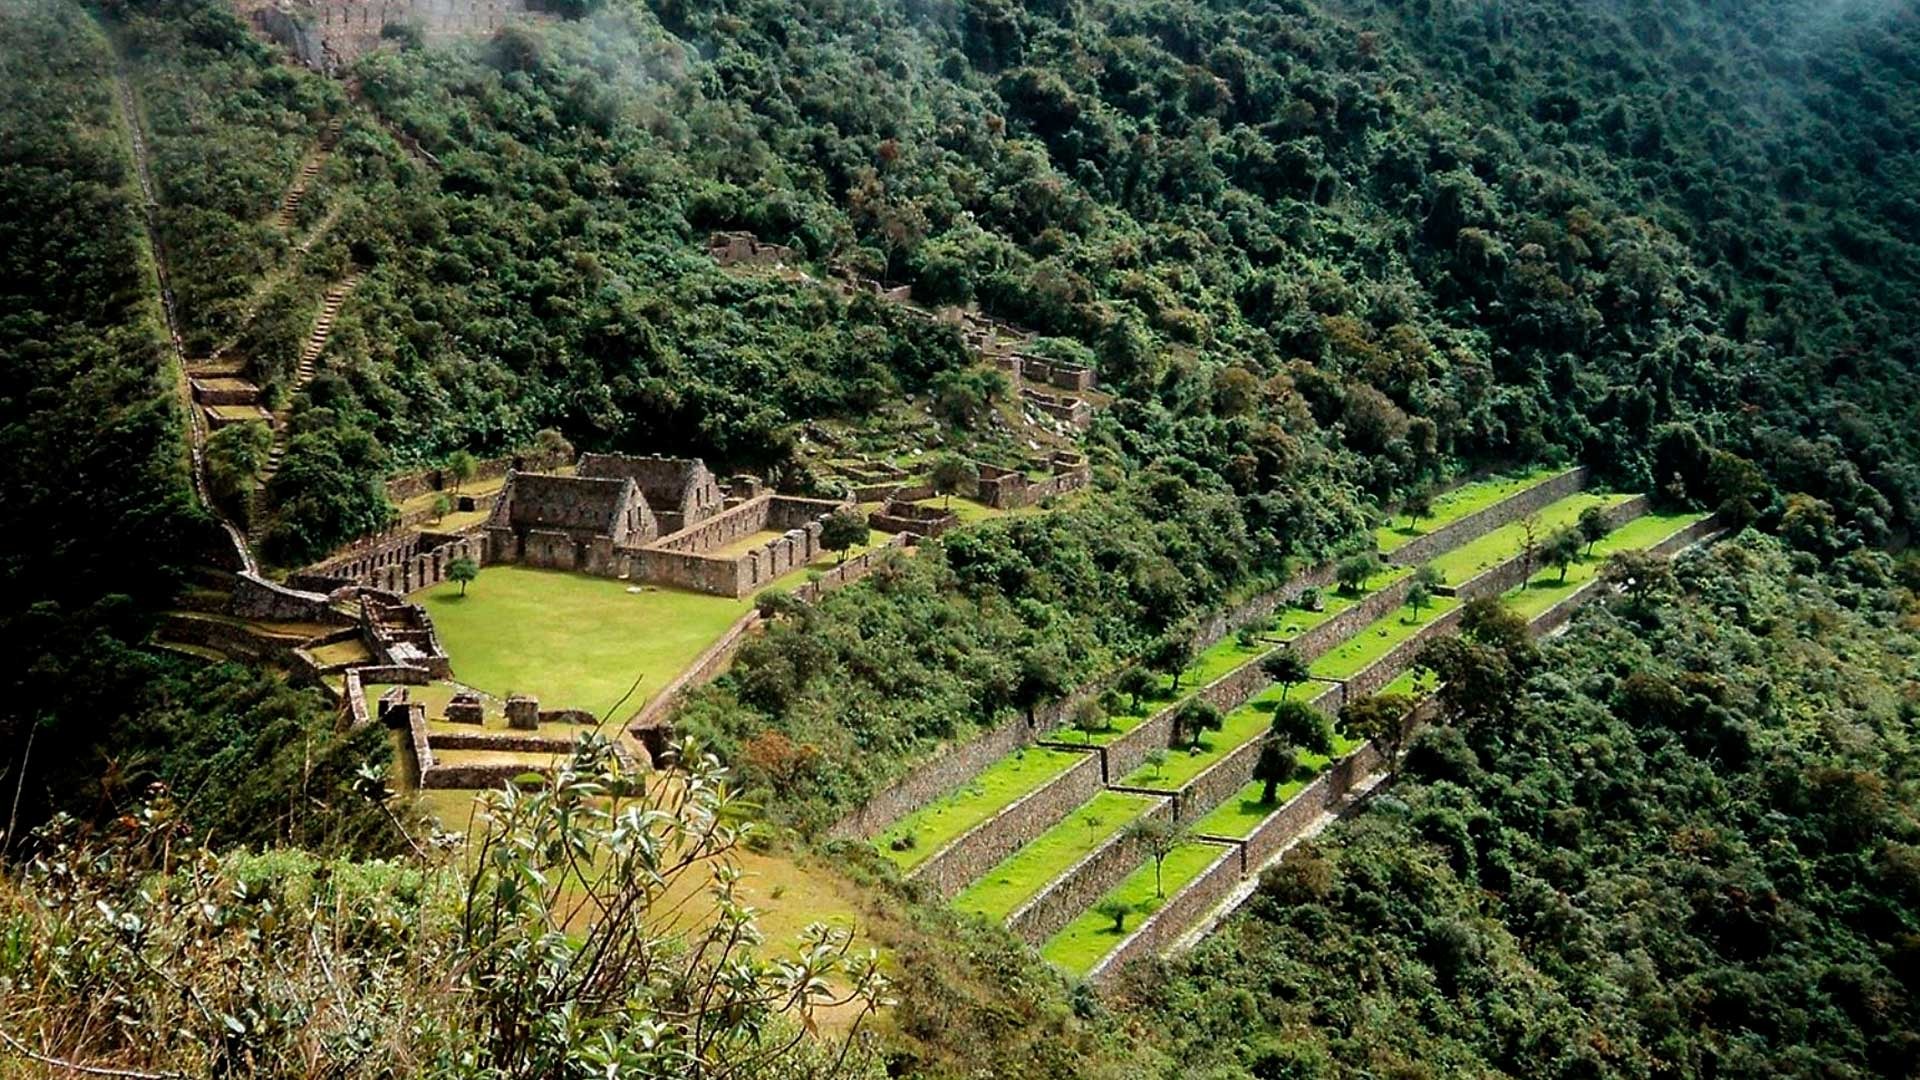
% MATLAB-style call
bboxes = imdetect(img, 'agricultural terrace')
[1504,510,1710,620]
[953,791,1160,923]
[1308,595,1460,681]
[877,747,1087,870]
[1424,491,1635,586]
[1041,841,1231,973]
[1375,465,1565,553]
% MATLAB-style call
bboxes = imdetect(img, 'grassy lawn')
[1041,841,1231,974]
[1505,511,1709,620]
[1425,492,1635,585]
[1310,596,1460,681]
[1376,466,1564,553]
[953,791,1159,923]
[876,747,1088,870]
[418,565,756,717]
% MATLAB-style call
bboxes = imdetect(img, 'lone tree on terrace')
[1577,503,1611,556]
[1097,898,1134,934]
[1261,649,1311,701]
[1253,738,1298,803]
[1176,699,1223,751]
[448,556,480,596]
[1144,748,1169,782]
[928,453,978,510]
[1270,699,1333,756]
[1073,698,1109,745]
[431,492,452,523]
[1127,817,1182,898]
[1407,578,1434,620]
[820,506,871,564]
[1342,693,1416,780]
[1148,632,1197,694]
[447,450,477,494]
[1118,666,1157,713]
[1545,526,1583,583]
[1336,552,1380,596]
[1403,488,1434,531]
[1015,642,1070,728]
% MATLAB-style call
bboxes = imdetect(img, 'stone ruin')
[869,498,958,539]
[707,231,796,267]
[976,450,1092,510]
[484,453,848,597]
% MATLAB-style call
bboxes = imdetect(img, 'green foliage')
[1251,738,1297,803]
[1149,536,1920,1078]
[1268,698,1332,757]
[820,505,871,561]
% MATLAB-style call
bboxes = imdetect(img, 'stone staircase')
[249,269,361,545]
[274,117,342,231]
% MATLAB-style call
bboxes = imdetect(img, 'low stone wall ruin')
[628,494,841,597]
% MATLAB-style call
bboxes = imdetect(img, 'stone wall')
[905,749,1105,901]
[1087,842,1241,986]
[869,500,957,538]
[1385,466,1590,566]
[229,572,341,623]
[577,453,724,532]
[974,458,1094,510]
[357,534,485,595]
[384,447,570,505]
[632,495,840,597]
[1006,795,1175,945]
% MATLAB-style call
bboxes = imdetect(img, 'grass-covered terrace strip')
[1374,466,1565,554]
[876,746,1087,871]
[1041,841,1229,974]
[1504,510,1711,620]
[1308,596,1459,682]
[1421,491,1634,588]
[952,790,1159,923]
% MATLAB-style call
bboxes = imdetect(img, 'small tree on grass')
[1336,552,1380,596]
[928,453,978,510]
[431,492,453,523]
[1406,579,1433,620]
[448,556,479,596]
[1270,699,1332,756]
[1127,817,1181,897]
[1545,526,1583,583]
[1097,898,1134,934]
[1144,749,1169,782]
[1261,649,1311,701]
[821,506,870,564]
[1073,698,1108,745]
[1518,512,1543,576]
[1577,503,1611,556]
[1118,666,1156,714]
[1148,633,1197,694]
[1176,699,1224,751]
[533,426,574,463]
[1015,642,1070,728]
[1404,488,1434,530]
[1342,693,1415,779]
[1253,739,1298,803]
[447,450,477,494]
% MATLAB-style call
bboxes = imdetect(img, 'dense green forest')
[0,0,1917,1074]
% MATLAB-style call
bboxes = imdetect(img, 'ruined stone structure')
[1021,387,1094,430]
[868,498,958,538]
[576,453,724,535]
[484,474,654,575]
[975,451,1092,510]
[707,231,796,267]
[297,529,482,594]
[482,455,846,597]
[250,0,547,71]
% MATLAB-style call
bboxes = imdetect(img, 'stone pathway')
[274,117,341,231]
[248,269,361,545]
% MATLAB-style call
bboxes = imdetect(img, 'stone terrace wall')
[1100,573,1412,784]
[1087,843,1240,986]
[824,669,1116,842]
[230,572,341,623]
[1386,466,1589,567]
[361,534,484,596]
[1447,494,1649,600]
[1006,795,1176,945]
[906,749,1106,900]
[384,447,569,505]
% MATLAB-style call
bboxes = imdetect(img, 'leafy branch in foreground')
[0,737,887,1079]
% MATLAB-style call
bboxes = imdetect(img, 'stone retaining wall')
[339,668,372,731]
[230,572,341,623]
[1006,795,1176,945]
[906,749,1105,900]
[1100,573,1413,784]
[428,731,577,753]
[1087,842,1239,986]
[1385,466,1589,566]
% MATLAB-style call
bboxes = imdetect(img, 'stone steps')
[250,269,360,547]
[272,118,343,231]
